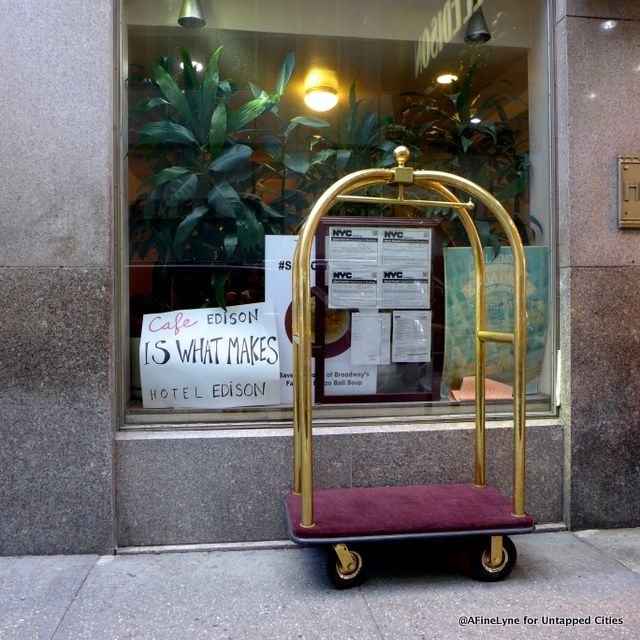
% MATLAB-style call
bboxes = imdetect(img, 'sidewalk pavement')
[1,528,639,640]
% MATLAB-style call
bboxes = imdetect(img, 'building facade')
[1,0,639,555]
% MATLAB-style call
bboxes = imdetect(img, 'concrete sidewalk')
[1,529,639,640]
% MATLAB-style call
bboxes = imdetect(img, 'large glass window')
[121,0,554,425]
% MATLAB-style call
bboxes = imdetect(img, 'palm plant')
[129,47,298,309]
[400,63,541,249]
[279,81,400,219]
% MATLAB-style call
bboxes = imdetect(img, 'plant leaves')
[336,149,351,174]
[179,48,199,92]
[152,62,200,134]
[209,102,227,157]
[174,205,209,246]
[223,233,238,257]
[211,271,230,309]
[146,97,169,109]
[262,135,283,159]
[283,152,310,174]
[237,203,263,252]
[209,144,253,172]
[227,95,273,132]
[208,181,242,218]
[164,173,198,207]
[153,166,190,185]
[276,52,295,95]
[137,121,197,146]
[283,115,330,140]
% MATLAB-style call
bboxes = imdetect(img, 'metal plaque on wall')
[619,156,640,228]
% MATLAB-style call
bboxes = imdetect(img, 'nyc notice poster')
[265,235,376,403]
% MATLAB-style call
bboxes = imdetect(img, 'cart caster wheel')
[326,545,366,589]
[468,536,517,582]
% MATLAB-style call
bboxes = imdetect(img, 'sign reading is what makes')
[139,302,281,409]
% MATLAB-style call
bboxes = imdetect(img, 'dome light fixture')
[178,0,206,28]
[304,86,338,112]
[436,73,458,85]
[304,68,339,112]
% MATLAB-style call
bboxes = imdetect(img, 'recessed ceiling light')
[600,20,617,31]
[437,73,458,85]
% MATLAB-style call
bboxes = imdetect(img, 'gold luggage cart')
[285,147,534,588]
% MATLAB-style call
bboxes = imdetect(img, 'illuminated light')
[180,61,204,72]
[600,20,617,31]
[437,73,458,85]
[470,117,482,124]
[304,87,339,112]
[304,68,339,112]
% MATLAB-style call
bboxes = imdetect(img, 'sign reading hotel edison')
[619,156,640,228]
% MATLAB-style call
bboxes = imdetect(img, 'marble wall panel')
[556,15,640,268]
[0,268,115,555]
[0,1,113,268]
[117,423,563,547]
[567,266,640,528]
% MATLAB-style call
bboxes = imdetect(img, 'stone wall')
[0,1,116,554]
[556,0,640,527]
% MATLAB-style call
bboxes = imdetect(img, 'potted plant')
[399,62,541,250]
[128,47,314,315]
[276,81,401,220]
[398,63,548,397]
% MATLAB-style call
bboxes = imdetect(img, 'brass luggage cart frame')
[285,147,533,588]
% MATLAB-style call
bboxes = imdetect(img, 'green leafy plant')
[282,81,400,218]
[400,63,541,249]
[129,47,299,310]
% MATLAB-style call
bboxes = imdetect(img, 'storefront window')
[121,0,554,425]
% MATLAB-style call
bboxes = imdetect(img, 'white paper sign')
[392,310,432,362]
[328,267,378,309]
[139,303,280,409]
[381,268,431,309]
[265,235,376,402]
[327,227,379,264]
[381,228,431,266]
[351,312,391,365]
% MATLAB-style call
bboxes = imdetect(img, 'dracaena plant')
[400,62,541,250]
[129,47,298,308]
[275,81,401,220]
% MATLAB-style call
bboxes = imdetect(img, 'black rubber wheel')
[467,536,517,582]
[326,547,366,589]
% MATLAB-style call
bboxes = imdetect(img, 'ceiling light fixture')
[437,73,458,85]
[464,8,491,44]
[304,68,339,112]
[178,0,206,28]
[304,86,338,112]
[180,61,204,72]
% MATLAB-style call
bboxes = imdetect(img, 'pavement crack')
[49,556,99,640]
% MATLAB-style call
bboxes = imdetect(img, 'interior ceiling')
[126,1,531,121]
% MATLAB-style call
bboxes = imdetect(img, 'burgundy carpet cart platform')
[285,147,534,588]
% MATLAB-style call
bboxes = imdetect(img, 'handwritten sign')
[139,302,280,409]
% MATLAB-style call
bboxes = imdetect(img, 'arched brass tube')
[412,171,527,516]
[292,169,393,526]
[418,180,488,487]
[291,159,528,526]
